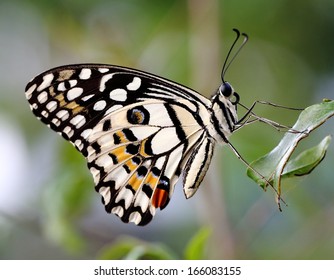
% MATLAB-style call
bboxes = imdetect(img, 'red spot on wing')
[152,188,168,209]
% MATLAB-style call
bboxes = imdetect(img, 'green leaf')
[282,135,331,178]
[97,237,176,260]
[247,100,334,199]
[184,227,212,260]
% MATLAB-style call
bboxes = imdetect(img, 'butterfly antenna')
[221,29,249,82]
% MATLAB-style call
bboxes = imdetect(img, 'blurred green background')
[1,0,334,259]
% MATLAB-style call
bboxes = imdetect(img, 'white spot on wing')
[93,100,107,111]
[70,114,86,128]
[110,88,127,101]
[96,154,114,168]
[99,186,111,204]
[46,100,57,112]
[128,212,142,225]
[56,110,69,121]
[81,94,94,102]
[25,84,36,99]
[81,128,92,139]
[41,110,49,118]
[90,167,101,185]
[127,77,141,91]
[133,190,150,212]
[79,68,92,80]
[69,80,78,87]
[57,82,66,91]
[112,206,124,217]
[37,73,54,92]
[51,118,61,126]
[100,73,114,92]
[115,187,134,210]
[103,166,128,190]
[87,146,96,161]
[67,87,83,101]
[74,139,83,150]
[98,68,109,73]
[37,91,48,104]
[63,126,74,138]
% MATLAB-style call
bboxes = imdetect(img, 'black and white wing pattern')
[25,64,238,225]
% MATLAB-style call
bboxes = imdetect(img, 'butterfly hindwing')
[25,64,212,225]
[86,101,206,225]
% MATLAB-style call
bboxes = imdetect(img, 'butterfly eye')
[231,92,240,105]
[219,82,233,97]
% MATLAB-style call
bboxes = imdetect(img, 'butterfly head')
[208,29,248,142]
[219,81,240,106]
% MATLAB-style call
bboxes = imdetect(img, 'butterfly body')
[25,64,238,225]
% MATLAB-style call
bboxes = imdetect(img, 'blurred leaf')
[184,227,212,260]
[97,238,137,260]
[97,237,176,260]
[42,169,92,254]
[44,217,86,254]
[247,100,334,197]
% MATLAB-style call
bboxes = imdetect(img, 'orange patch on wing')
[57,69,75,81]
[69,102,85,114]
[133,110,144,124]
[144,171,159,189]
[127,172,144,192]
[110,145,132,163]
[54,93,66,106]
[114,130,129,144]
[54,93,85,114]
[152,188,168,209]
[139,139,151,157]
[124,157,140,173]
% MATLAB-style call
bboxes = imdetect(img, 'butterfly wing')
[25,64,214,225]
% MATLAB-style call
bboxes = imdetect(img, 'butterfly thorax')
[208,82,238,144]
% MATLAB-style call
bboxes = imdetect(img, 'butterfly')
[25,29,249,226]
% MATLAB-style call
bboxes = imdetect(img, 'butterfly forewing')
[25,64,220,225]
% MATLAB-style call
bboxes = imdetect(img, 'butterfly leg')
[235,100,303,133]
[225,140,287,211]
